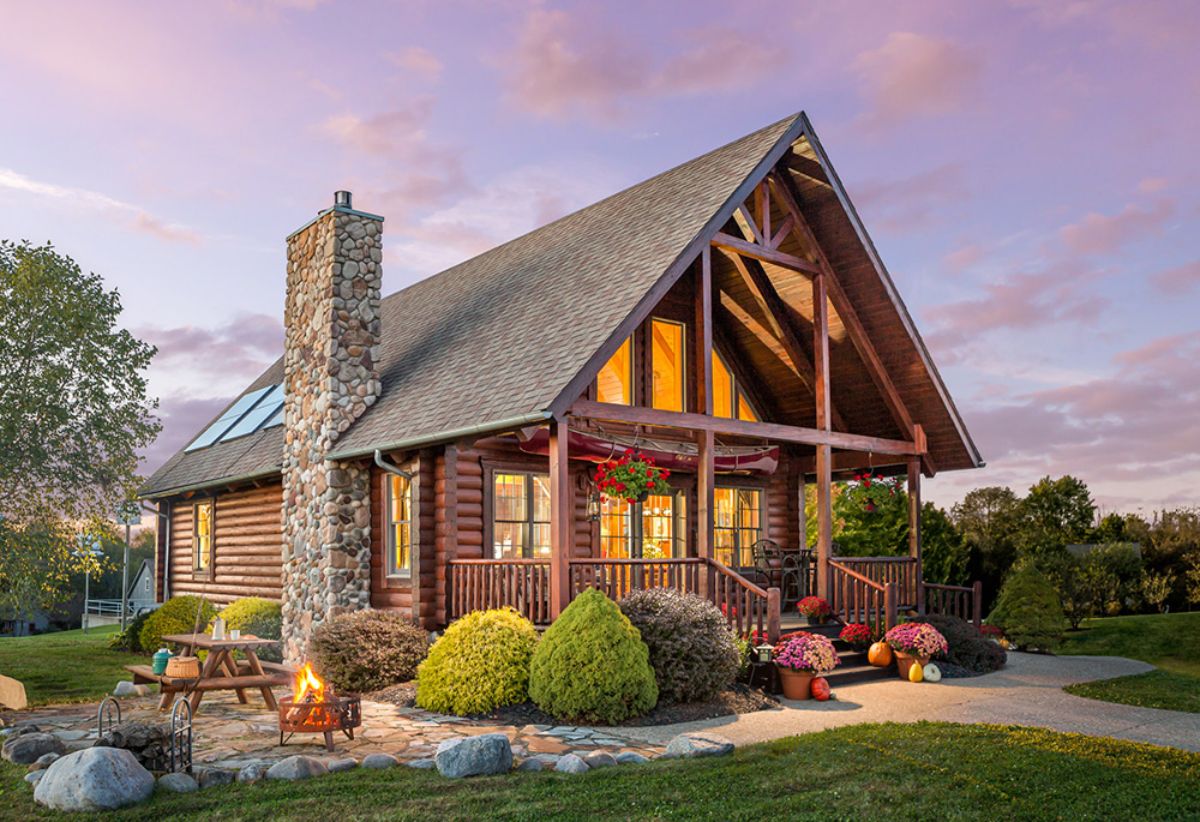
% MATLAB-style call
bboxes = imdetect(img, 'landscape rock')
[196,767,236,789]
[113,680,139,697]
[29,752,61,771]
[3,732,67,765]
[266,755,328,781]
[517,758,543,771]
[361,753,398,770]
[615,751,649,765]
[25,770,44,785]
[0,673,28,710]
[328,758,358,773]
[583,751,618,769]
[158,772,199,793]
[664,732,734,759]
[555,754,589,774]
[406,758,436,769]
[34,747,155,811]
[237,762,271,783]
[435,733,513,778]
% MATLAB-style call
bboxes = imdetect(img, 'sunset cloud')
[852,163,969,233]
[388,46,444,80]
[853,32,981,129]
[1059,199,1175,255]
[1151,260,1200,294]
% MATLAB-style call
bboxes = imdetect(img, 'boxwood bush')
[310,610,429,693]
[989,563,1067,650]
[138,595,217,654]
[109,608,153,653]
[212,597,283,662]
[530,588,657,724]
[415,607,539,715]
[619,588,740,703]
[912,614,1006,675]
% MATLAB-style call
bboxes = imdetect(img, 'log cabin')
[139,112,984,663]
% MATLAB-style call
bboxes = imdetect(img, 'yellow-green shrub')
[211,597,283,662]
[529,588,657,724]
[139,595,216,653]
[415,608,539,715]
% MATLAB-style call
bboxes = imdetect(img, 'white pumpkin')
[922,662,942,683]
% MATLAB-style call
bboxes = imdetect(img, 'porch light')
[755,643,774,663]
[587,490,602,521]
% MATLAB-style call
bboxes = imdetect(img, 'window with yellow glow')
[711,350,761,421]
[737,395,758,422]
[597,337,633,405]
[492,472,551,559]
[600,491,685,559]
[387,474,413,576]
[713,487,762,567]
[193,501,213,572]
[651,319,685,412]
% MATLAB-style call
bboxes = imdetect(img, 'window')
[712,351,760,421]
[387,474,413,576]
[193,501,213,573]
[713,487,762,568]
[651,318,686,412]
[492,472,551,559]
[599,491,686,559]
[597,337,633,405]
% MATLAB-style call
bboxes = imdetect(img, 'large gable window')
[387,474,413,576]
[596,337,633,405]
[712,351,760,421]
[193,501,213,574]
[492,472,551,559]
[651,318,686,412]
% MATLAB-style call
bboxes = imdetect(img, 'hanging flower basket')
[849,472,900,514]
[593,450,670,503]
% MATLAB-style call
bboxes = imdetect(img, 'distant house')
[126,559,157,614]
[140,112,985,663]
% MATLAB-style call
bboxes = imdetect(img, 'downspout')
[141,501,171,602]
[374,449,413,480]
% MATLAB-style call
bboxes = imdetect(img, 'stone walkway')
[616,653,1200,753]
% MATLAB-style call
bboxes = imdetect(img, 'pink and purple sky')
[2,1,1197,514]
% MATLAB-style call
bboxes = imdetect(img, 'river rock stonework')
[281,197,383,663]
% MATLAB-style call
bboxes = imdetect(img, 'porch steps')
[777,620,892,688]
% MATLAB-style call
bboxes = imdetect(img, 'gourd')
[811,676,831,701]
[908,660,924,682]
[923,663,942,683]
[867,641,892,667]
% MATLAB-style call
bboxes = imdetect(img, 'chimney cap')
[334,190,352,208]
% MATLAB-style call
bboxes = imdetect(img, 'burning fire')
[294,662,328,704]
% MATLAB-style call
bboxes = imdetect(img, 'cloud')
[138,313,282,382]
[942,243,984,273]
[139,395,229,475]
[0,167,201,244]
[388,46,444,80]
[853,32,982,129]
[319,98,437,157]
[851,163,969,232]
[1151,260,1200,294]
[1059,199,1175,255]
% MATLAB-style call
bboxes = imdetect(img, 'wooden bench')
[124,664,290,711]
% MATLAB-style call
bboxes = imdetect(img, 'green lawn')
[1,723,1196,820]
[0,626,135,707]
[1059,612,1200,713]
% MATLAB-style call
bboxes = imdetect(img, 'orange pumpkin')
[867,641,893,667]
[811,676,831,701]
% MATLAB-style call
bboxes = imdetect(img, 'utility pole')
[117,502,140,632]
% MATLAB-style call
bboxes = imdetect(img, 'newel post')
[548,419,572,619]
[972,581,983,630]
[766,587,781,644]
[884,581,897,631]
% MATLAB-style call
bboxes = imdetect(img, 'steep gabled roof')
[141,112,980,499]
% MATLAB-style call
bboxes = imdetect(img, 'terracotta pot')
[802,615,828,626]
[778,669,814,700]
[894,651,930,681]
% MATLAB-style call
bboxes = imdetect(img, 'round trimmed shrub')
[139,595,217,654]
[415,607,539,715]
[109,609,153,653]
[619,588,739,703]
[212,597,283,662]
[310,609,429,693]
[989,563,1066,650]
[530,588,658,724]
[913,614,1006,674]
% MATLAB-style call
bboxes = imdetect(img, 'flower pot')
[778,668,814,700]
[893,651,930,681]
[802,615,828,626]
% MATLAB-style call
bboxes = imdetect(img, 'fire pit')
[278,663,361,752]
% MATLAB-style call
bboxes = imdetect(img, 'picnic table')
[125,633,292,713]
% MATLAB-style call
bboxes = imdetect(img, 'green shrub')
[139,595,217,654]
[989,563,1067,650]
[309,609,429,693]
[529,588,657,724]
[212,597,283,663]
[415,608,539,715]
[108,609,153,653]
[619,588,739,703]
[912,614,1006,674]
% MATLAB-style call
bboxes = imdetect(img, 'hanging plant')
[594,450,670,503]
[850,472,900,514]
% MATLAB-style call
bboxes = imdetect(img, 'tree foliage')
[1015,476,1094,560]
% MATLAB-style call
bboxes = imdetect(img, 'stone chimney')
[280,191,383,663]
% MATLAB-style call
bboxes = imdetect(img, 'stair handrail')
[921,580,983,629]
[703,558,781,644]
[828,559,899,631]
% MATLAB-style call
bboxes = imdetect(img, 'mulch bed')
[367,681,778,727]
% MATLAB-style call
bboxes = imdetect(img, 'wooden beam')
[785,152,830,186]
[768,214,795,250]
[757,182,771,244]
[548,419,571,619]
[792,451,911,475]
[815,443,832,599]
[568,400,922,456]
[908,457,923,614]
[711,232,822,276]
[735,205,764,246]
[812,272,831,432]
[695,250,713,416]
[696,430,714,561]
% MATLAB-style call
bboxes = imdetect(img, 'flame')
[294,662,327,704]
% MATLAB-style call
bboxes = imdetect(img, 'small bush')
[619,588,740,704]
[310,610,429,693]
[109,609,153,653]
[989,563,1067,650]
[530,588,657,724]
[212,597,283,663]
[913,614,1006,674]
[415,608,539,715]
[139,596,217,654]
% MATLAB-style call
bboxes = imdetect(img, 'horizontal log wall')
[167,483,283,605]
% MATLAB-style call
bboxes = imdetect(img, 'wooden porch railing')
[828,559,897,632]
[449,559,552,625]
[923,581,983,630]
[568,557,704,601]
[707,559,780,642]
[830,556,917,607]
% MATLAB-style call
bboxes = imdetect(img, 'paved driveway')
[619,653,1200,752]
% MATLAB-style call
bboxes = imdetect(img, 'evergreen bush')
[310,609,429,693]
[988,563,1067,650]
[619,588,739,703]
[529,588,657,724]
[138,595,216,654]
[415,608,539,715]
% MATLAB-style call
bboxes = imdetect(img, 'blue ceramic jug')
[152,647,173,676]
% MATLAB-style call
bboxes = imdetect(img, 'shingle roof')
[141,114,800,497]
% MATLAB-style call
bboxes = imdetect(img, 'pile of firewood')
[93,721,171,772]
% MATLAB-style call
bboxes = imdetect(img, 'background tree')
[1141,572,1175,614]
[1184,552,1200,611]
[920,502,970,586]
[0,241,159,621]
[1015,476,1095,562]
[988,561,1066,650]
[952,486,1021,610]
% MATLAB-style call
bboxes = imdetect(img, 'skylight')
[184,383,286,451]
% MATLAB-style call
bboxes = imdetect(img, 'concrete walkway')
[619,653,1200,753]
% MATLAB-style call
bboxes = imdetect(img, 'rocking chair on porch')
[749,539,811,606]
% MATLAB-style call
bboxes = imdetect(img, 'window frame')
[649,317,687,413]
[595,336,635,406]
[487,467,552,559]
[712,348,761,421]
[386,471,414,578]
[712,484,766,569]
[192,499,214,577]
[599,487,687,559]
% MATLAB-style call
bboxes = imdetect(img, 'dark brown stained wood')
[696,429,714,564]
[768,214,796,250]
[757,182,771,244]
[785,151,830,185]
[908,457,923,611]
[710,232,822,276]
[434,444,458,627]
[813,265,832,597]
[695,251,713,417]
[737,205,764,245]
[548,420,571,618]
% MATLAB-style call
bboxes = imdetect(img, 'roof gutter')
[138,467,281,501]
[329,411,554,461]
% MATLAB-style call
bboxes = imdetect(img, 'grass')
[0,626,135,706]
[1,723,1197,820]
[1059,611,1200,713]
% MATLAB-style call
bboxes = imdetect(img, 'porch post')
[549,418,572,619]
[697,430,715,598]
[695,249,714,600]
[907,456,923,613]
[813,271,833,599]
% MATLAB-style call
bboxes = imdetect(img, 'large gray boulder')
[615,751,649,765]
[555,754,589,774]
[237,761,271,783]
[435,733,512,778]
[583,751,617,769]
[157,772,199,793]
[664,732,734,758]
[34,747,155,811]
[3,732,66,765]
[361,753,398,770]
[266,755,328,781]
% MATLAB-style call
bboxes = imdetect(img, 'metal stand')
[169,697,193,774]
